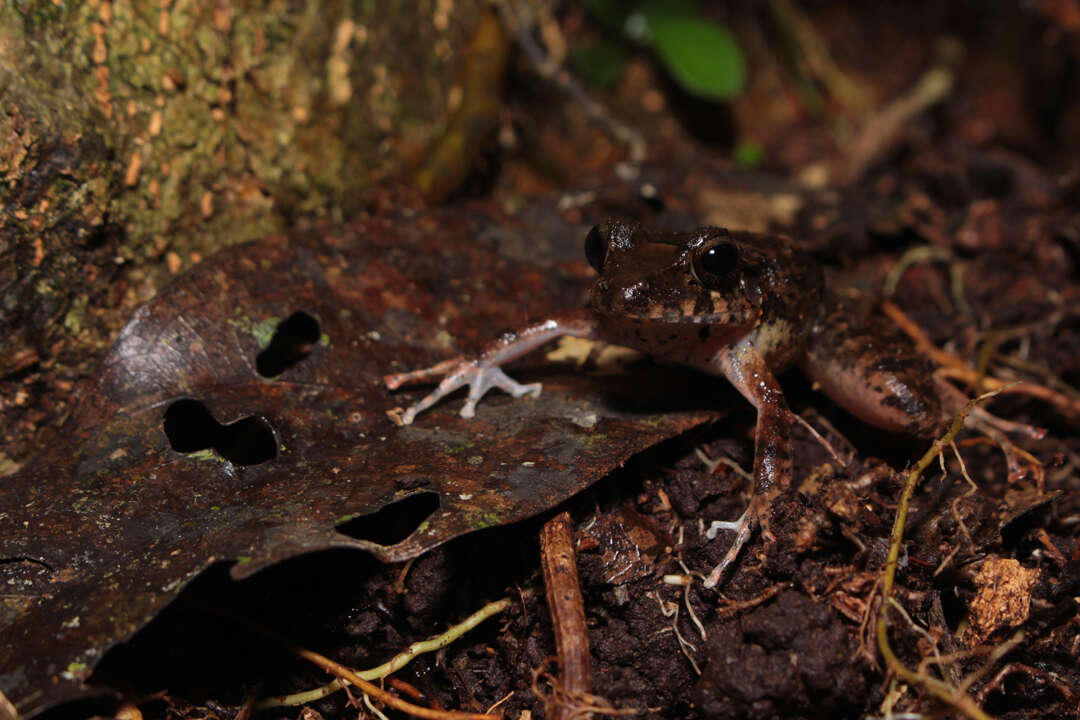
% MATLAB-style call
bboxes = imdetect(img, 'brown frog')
[385,219,1024,586]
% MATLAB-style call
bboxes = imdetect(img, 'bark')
[0,0,484,466]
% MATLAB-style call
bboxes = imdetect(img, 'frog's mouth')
[589,276,756,327]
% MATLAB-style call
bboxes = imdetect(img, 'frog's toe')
[503,378,542,399]
[705,508,749,539]
[703,506,756,589]
[480,367,542,400]
[458,368,541,418]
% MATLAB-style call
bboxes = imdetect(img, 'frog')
[384,218,1028,587]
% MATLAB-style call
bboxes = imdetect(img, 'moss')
[252,317,279,349]
[1,0,489,461]
[188,449,220,463]
[62,297,88,334]
[467,510,501,530]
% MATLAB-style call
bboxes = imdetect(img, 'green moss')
[62,296,88,334]
[188,449,220,463]
[7,1,67,33]
[468,510,500,530]
[252,317,279,348]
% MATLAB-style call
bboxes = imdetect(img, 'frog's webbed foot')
[703,507,753,589]
[701,495,782,588]
[384,311,600,425]
[385,358,542,425]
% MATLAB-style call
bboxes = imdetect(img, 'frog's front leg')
[700,341,794,588]
[385,309,601,425]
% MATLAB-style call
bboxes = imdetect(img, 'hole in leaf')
[336,492,440,546]
[163,399,277,466]
[256,311,321,378]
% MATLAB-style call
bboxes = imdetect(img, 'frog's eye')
[693,241,739,288]
[584,225,607,272]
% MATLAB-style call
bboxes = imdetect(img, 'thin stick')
[882,300,1080,418]
[876,391,1002,720]
[540,512,592,720]
[291,645,498,720]
[791,412,849,468]
[257,598,512,709]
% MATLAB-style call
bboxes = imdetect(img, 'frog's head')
[585,218,760,326]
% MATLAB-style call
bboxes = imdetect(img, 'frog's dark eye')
[693,241,739,288]
[584,225,607,272]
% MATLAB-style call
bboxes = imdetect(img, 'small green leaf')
[642,12,745,101]
[570,39,627,89]
[735,141,765,168]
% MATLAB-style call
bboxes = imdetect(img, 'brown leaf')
[959,557,1040,647]
[0,209,715,716]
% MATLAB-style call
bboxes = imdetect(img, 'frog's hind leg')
[799,311,947,438]
[702,342,794,588]
[799,309,1045,480]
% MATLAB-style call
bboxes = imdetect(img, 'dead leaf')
[960,556,1040,646]
[0,210,717,717]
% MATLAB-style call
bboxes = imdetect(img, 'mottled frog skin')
[385,219,961,586]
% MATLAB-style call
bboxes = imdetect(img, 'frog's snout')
[590,277,653,319]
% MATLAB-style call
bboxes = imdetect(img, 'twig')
[393,557,416,595]
[676,560,708,644]
[694,448,753,481]
[714,583,787,621]
[883,245,955,298]
[0,689,17,720]
[791,411,849,468]
[364,692,392,720]
[882,300,1080,418]
[648,591,701,676]
[531,662,638,720]
[838,63,954,183]
[975,662,1077,705]
[494,1,646,169]
[289,644,498,720]
[540,512,593,720]
[256,598,511,711]
[876,391,1004,720]
[485,691,514,715]
[234,687,258,720]
[769,0,872,114]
